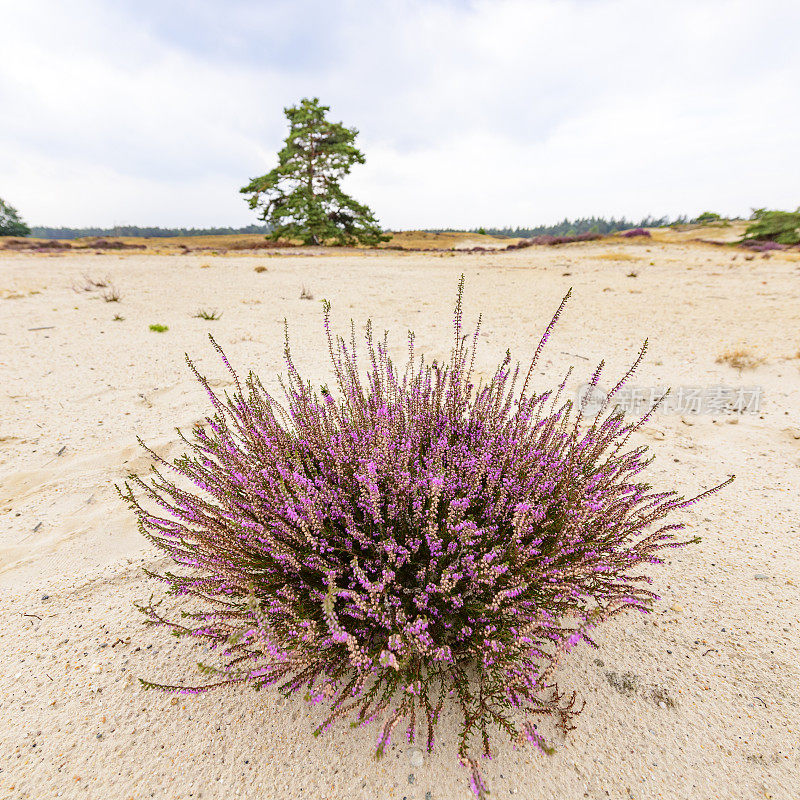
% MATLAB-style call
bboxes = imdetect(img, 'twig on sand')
[28,326,55,331]
[23,613,42,621]
[754,696,768,708]
[57,445,67,456]
[561,351,590,360]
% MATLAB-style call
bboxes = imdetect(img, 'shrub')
[694,211,722,225]
[149,323,168,333]
[620,228,651,238]
[744,208,800,245]
[121,279,731,798]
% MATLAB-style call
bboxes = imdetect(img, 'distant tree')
[241,98,388,246]
[0,197,31,236]
[466,216,675,239]
[744,208,800,245]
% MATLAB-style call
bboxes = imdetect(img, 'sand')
[1,238,799,799]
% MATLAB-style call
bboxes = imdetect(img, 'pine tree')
[0,197,31,237]
[241,98,389,246]
[744,208,800,245]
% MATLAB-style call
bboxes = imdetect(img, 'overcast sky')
[1,0,798,229]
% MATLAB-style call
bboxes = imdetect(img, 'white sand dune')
[1,242,798,799]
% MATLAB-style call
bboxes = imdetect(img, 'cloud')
[1,0,798,227]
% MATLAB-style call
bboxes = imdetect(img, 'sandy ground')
[1,240,799,800]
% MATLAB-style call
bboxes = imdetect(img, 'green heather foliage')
[240,98,389,246]
[744,208,800,245]
[122,280,731,798]
[694,211,722,225]
[0,197,31,237]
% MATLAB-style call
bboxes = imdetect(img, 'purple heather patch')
[120,276,732,798]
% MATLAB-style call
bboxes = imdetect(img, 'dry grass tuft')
[193,308,222,321]
[254,265,268,273]
[378,230,520,250]
[596,251,641,262]
[716,348,765,371]
[102,282,121,302]
[74,273,109,293]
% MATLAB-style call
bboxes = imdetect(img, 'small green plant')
[744,208,800,245]
[193,309,222,320]
[149,323,168,333]
[113,314,124,321]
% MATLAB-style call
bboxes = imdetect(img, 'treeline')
[30,224,271,239]
[461,216,697,238]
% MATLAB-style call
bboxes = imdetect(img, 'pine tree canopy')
[0,197,31,237]
[240,98,389,246]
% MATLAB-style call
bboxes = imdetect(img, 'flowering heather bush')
[530,231,602,245]
[740,239,787,252]
[121,278,731,797]
[506,232,602,249]
[620,228,651,238]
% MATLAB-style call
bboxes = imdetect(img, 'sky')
[1,0,798,230]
